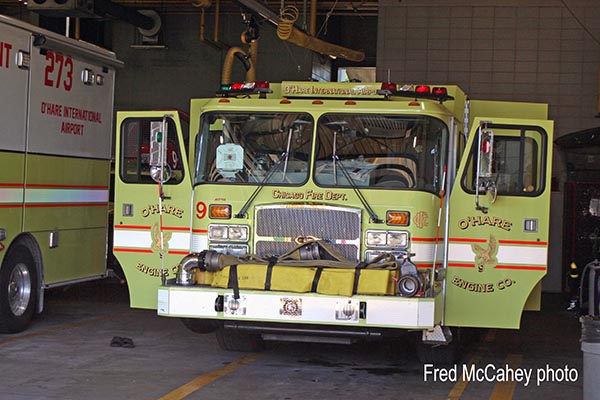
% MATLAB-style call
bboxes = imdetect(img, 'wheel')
[0,244,38,333]
[180,318,219,334]
[415,328,462,365]
[215,327,264,352]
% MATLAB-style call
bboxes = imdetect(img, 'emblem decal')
[151,223,172,256]
[413,211,429,229]
[472,235,498,272]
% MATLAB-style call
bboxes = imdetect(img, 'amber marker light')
[312,100,324,105]
[387,211,410,226]
[210,204,232,219]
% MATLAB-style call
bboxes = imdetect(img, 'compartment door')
[444,117,553,328]
[114,111,192,309]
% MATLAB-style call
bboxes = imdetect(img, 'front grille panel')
[255,205,361,261]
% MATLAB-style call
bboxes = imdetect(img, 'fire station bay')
[1,1,599,399]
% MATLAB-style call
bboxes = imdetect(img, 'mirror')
[149,119,172,183]
[475,125,495,212]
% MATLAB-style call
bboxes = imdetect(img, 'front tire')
[0,244,37,333]
[215,327,264,352]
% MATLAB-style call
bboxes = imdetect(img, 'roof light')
[415,85,430,93]
[381,82,397,91]
[230,82,244,90]
[432,87,447,96]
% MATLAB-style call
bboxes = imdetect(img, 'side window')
[463,125,546,196]
[120,118,185,184]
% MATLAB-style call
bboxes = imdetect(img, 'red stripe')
[0,204,23,208]
[0,183,24,188]
[114,225,151,230]
[498,240,548,246]
[415,263,442,268]
[113,248,153,254]
[448,263,475,268]
[495,265,547,271]
[25,183,108,189]
[24,202,107,208]
[168,250,190,255]
[192,229,208,233]
[449,238,487,243]
[412,237,438,242]
[162,226,190,231]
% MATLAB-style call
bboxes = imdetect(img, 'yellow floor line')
[447,328,496,400]
[159,353,261,400]
[489,353,523,400]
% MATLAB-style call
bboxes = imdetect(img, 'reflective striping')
[25,188,108,203]
[448,243,547,266]
[0,188,24,203]
[113,228,192,252]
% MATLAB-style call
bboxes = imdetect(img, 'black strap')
[228,264,240,299]
[311,267,323,293]
[265,256,277,290]
[352,262,368,295]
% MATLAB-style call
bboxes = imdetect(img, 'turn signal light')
[210,204,231,219]
[387,211,410,226]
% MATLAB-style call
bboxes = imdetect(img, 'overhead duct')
[235,0,365,63]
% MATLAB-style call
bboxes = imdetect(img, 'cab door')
[113,111,192,309]
[444,117,553,328]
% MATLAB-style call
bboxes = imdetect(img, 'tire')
[415,328,461,365]
[180,318,219,334]
[0,244,38,333]
[215,327,264,352]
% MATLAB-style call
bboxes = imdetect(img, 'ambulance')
[113,80,552,361]
[0,14,120,333]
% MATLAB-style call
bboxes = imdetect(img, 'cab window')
[120,117,185,184]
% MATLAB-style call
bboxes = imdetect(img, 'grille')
[255,205,361,261]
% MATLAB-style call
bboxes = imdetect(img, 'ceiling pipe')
[94,0,161,35]
[236,0,364,62]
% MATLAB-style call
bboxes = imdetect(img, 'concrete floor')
[0,279,585,400]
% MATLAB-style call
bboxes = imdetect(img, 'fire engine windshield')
[195,112,313,185]
[314,114,448,193]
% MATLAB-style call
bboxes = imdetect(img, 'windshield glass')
[195,112,313,185]
[314,114,448,193]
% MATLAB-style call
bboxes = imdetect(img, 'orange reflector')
[280,99,291,104]
[408,101,420,106]
[312,100,324,105]
[345,100,357,105]
[387,211,410,226]
[219,98,230,103]
[210,204,231,219]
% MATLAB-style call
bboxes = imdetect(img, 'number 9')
[196,201,207,219]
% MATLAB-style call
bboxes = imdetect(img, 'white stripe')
[448,243,547,265]
[0,188,24,203]
[25,188,108,203]
[114,230,192,251]
[191,234,208,252]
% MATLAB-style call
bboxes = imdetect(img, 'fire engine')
[0,15,120,332]
[113,80,552,361]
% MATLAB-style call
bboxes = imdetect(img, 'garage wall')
[377,0,600,292]
[111,13,315,112]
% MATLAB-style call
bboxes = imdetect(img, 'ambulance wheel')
[0,244,38,333]
[180,318,219,334]
[215,327,264,352]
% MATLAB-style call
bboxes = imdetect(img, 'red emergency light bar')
[377,82,453,103]
[217,81,272,97]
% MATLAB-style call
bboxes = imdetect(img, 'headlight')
[208,224,249,242]
[366,231,387,246]
[387,231,408,247]
[208,225,229,240]
[366,230,409,248]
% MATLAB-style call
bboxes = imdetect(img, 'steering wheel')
[370,164,416,188]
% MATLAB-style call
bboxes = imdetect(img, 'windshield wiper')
[235,150,288,218]
[331,129,383,224]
